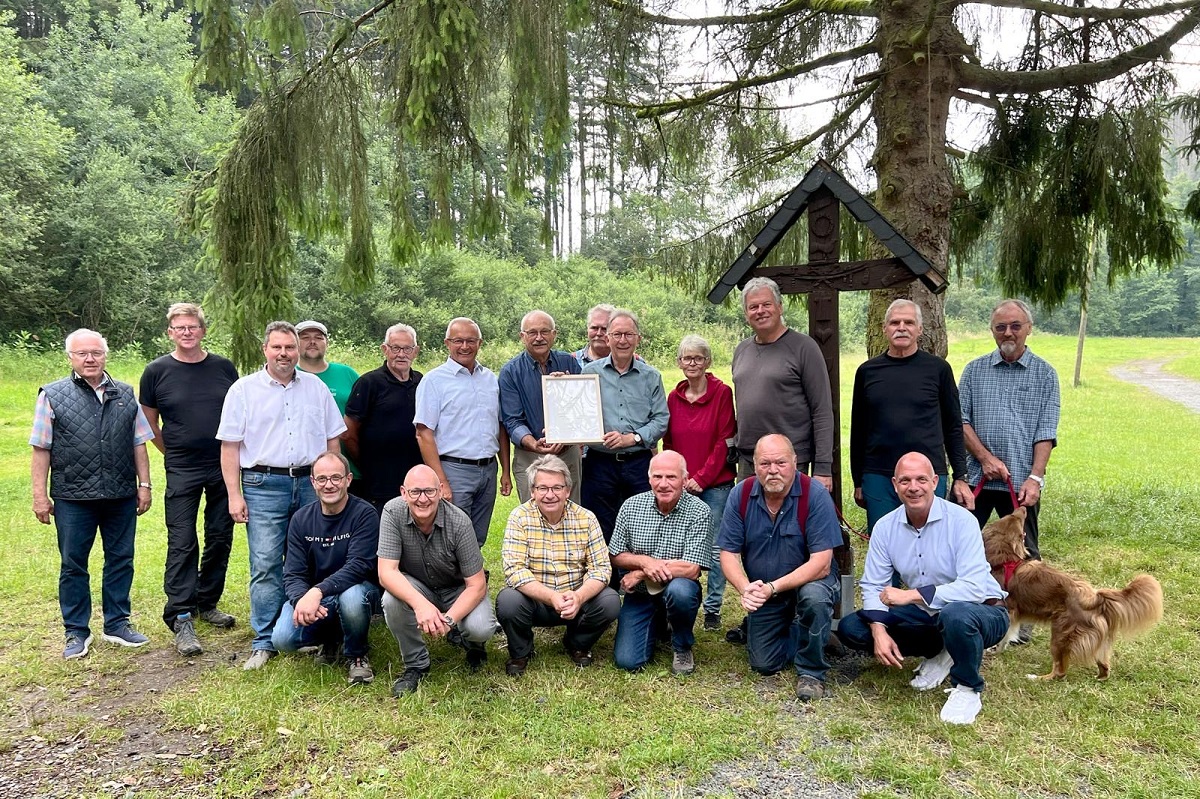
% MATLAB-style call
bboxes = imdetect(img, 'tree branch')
[599,0,878,26]
[959,5,1200,93]
[961,0,1198,21]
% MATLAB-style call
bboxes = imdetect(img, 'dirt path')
[1109,358,1200,413]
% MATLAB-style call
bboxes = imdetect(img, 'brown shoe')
[567,649,594,668]
[505,657,529,677]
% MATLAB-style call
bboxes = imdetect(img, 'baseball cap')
[295,320,328,336]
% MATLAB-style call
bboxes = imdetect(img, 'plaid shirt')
[502,500,611,591]
[609,491,711,593]
[30,373,154,449]
[959,347,1060,489]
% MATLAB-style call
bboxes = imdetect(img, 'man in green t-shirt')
[297,320,360,475]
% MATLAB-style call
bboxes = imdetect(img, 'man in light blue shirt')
[414,317,512,546]
[500,310,582,503]
[580,309,669,541]
[838,452,1009,725]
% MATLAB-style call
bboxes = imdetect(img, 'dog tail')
[1097,574,1164,638]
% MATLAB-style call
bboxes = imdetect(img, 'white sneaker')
[940,685,983,725]
[910,648,953,691]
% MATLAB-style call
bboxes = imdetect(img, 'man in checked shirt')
[496,454,620,676]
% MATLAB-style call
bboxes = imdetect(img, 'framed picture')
[542,374,605,444]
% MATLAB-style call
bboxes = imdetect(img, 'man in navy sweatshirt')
[271,451,380,684]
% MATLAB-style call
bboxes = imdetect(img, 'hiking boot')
[391,667,427,696]
[173,614,203,657]
[347,657,374,684]
[505,657,529,677]
[671,649,696,676]
[242,650,276,671]
[703,612,721,631]
[795,674,827,702]
[465,646,488,672]
[198,609,236,629]
[63,633,94,660]
[940,685,983,725]
[567,649,594,668]
[910,648,953,692]
[102,624,149,648]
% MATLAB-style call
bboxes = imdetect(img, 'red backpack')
[736,474,811,548]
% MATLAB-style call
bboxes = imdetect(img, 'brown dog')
[981,507,1163,680]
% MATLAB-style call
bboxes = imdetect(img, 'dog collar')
[1001,560,1022,589]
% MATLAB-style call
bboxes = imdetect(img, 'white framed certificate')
[542,374,605,444]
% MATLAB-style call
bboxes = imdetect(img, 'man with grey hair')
[573,303,617,366]
[344,323,424,515]
[140,302,240,656]
[500,309,583,504]
[959,299,1059,643]
[217,320,346,670]
[850,298,972,533]
[32,328,156,659]
[415,317,512,546]
[581,309,670,541]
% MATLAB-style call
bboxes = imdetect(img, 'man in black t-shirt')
[343,323,424,515]
[139,303,240,656]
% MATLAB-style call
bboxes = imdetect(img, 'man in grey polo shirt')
[378,465,498,696]
[217,321,346,670]
[610,451,712,675]
[414,317,512,546]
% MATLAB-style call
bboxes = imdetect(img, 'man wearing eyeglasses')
[217,321,347,670]
[343,323,425,515]
[140,303,241,657]
[31,329,156,659]
[271,452,380,685]
[500,310,583,504]
[414,317,512,546]
[959,299,1059,644]
[378,465,498,695]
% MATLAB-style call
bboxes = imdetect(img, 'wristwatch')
[138,482,152,489]
[632,433,643,446]
[1028,474,1045,488]
[441,613,456,628]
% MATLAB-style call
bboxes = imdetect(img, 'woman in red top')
[663,335,737,631]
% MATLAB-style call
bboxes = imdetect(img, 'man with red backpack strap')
[717,434,842,701]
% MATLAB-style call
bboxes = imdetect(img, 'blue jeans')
[440,460,497,546]
[746,580,839,681]
[271,581,380,659]
[55,497,137,637]
[862,472,948,534]
[698,484,733,616]
[613,578,702,671]
[838,602,1010,691]
[242,472,316,651]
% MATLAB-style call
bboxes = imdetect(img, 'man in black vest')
[31,329,156,659]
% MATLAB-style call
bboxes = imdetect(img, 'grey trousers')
[382,575,499,671]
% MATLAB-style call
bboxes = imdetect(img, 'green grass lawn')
[2,333,1199,798]
[1162,351,1200,382]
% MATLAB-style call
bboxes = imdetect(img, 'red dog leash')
[971,474,1021,509]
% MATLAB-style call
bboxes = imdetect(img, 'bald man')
[609,451,712,675]
[837,452,1009,725]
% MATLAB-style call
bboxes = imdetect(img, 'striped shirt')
[609,491,712,594]
[30,373,154,448]
[502,500,611,591]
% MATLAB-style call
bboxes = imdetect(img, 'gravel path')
[1110,358,1200,413]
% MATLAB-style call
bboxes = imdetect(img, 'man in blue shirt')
[837,452,1009,725]
[717,434,841,701]
[500,310,583,504]
[580,309,669,541]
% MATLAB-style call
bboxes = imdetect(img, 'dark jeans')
[271,582,381,659]
[581,450,652,541]
[613,578,701,671]
[746,580,839,681]
[495,586,620,660]
[55,497,137,637]
[973,489,1041,560]
[838,602,1010,692]
[161,463,234,629]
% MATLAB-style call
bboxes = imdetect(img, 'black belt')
[441,456,495,467]
[587,448,652,463]
[243,464,311,477]
[983,597,1007,608]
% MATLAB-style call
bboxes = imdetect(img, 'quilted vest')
[41,374,138,500]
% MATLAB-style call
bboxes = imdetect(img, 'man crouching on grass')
[837,452,1009,725]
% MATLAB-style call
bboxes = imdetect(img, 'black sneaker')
[703,612,721,631]
[465,646,487,672]
[391,667,428,696]
[725,619,747,645]
[173,614,202,657]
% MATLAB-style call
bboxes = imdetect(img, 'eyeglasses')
[532,484,568,495]
[521,329,555,338]
[609,332,639,340]
[169,325,201,333]
[404,486,439,498]
[679,355,708,365]
[447,338,481,347]
[386,344,418,354]
[313,474,347,486]
[70,350,105,360]
[993,322,1025,333]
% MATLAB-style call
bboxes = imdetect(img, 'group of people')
[30,278,1059,725]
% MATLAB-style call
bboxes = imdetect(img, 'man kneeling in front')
[837,452,1009,725]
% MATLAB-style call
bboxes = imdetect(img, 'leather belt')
[441,456,495,467]
[243,464,312,477]
[587,448,651,463]
[983,597,1007,608]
